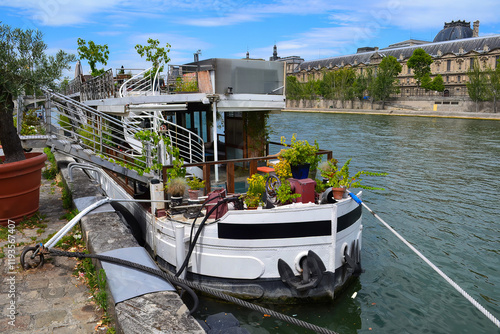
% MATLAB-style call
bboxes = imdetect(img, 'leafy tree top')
[77,38,109,76]
[0,23,75,163]
[135,38,171,72]
[407,48,433,87]
[373,55,402,102]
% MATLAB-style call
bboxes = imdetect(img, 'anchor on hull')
[277,250,327,292]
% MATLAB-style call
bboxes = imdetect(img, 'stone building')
[289,20,500,98]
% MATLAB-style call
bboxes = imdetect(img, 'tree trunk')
[0,92,26,163]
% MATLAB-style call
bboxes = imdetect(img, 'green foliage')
[320,68,356,106]
[315,179,328,193]
[372,56,403,103]
[320,158,387,190]
[135,38,171,72]
[42,147,58,179]
[77,38,109,76]
[485,59,500,113]
[407,48,433,87]
[467,58,489,111]
[285,76,303,100]
[174,77,198,92]
[133,130,186,180]
[0,24,76,99]
[276,180,301,204]
[245,173,266,207]
[279,133,319,167]
[187,177,205,190]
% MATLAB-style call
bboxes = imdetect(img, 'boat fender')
[320,188,336,204]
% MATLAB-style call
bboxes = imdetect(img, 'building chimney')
[473,20,480,37]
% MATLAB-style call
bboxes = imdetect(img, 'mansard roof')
[295,35,500,72]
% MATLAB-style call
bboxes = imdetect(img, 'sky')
[1,0,500,77]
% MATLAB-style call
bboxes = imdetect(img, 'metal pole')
[212,101,219,182]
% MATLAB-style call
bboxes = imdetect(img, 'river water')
[196,112,500,334]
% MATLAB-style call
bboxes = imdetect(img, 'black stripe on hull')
[218,205,361,239]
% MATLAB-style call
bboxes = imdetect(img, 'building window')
[457,75,461,82]
[470,58,474,69]
[458,62,462,70]
[447,60,451,71]
[446,75,449,83]
[436,63,440,71]
[407,78,409,84]
[407,66,411,74]
[496,56,499,69]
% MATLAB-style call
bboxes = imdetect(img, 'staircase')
[36,88,204,183]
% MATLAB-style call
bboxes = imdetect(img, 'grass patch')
[42,147,58,180]
[75,255,114,330]
[60,208,79,221]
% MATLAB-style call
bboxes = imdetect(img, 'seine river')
[196,112,500,334]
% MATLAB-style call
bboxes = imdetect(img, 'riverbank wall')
[286,97,499,116]
[55,152,205,334]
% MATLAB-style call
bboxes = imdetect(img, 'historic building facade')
[286,21,500,98]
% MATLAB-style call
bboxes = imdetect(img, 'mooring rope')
[348,191,500,329]
[49,249,338,334]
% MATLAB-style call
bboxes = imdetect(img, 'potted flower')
[187,177,205,200]
[244,173,266,209]
[166,177,187,206]
[319,158,387,200]
[278,134,319,179]
[0,25,74,225]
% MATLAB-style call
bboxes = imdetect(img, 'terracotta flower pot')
[188,189,202,200]
[331,187,346,200]
[0,152,47,225]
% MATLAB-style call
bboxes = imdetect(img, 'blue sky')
[1,0,500,77]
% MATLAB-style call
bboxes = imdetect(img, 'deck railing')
[163,146,332,195]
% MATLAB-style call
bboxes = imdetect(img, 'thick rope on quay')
[50,249,339,334]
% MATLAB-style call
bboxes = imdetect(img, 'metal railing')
[44,89,153,175]
[119,66,162,97]
[123,107,205,164]
[81,69,115,101]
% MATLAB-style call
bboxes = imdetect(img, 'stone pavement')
[0,160,106,333]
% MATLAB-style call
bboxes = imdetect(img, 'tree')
[407,48,433,89]
[77,38,109,76]
[0,24,75,163]
[372,56,402,108]
[485,59,500,113]
[467,57,488,112]
[285,76,303,100]
[135,38,171,73]
[429,74,445,92]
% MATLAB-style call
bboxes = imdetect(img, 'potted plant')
[166,177,187,206]
[319,158,387,200]
[0,25,74,225]
[244,173,266,209]
[278,134,319,179]
[187,177,205,200]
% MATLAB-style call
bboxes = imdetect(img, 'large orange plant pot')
[0,152,47,226]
